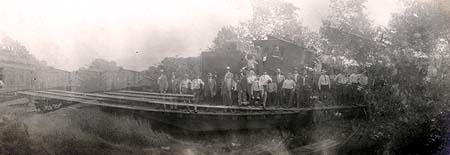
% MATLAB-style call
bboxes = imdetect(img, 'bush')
[0,120,38,155]
[71,108,174,147]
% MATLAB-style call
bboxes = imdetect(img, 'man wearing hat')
[282,73,296,107]
[259,71,272,107]
[334,68,349,105]
[274,68,285,107]
[191,75,204,104]
[318,70,331,101]
[237,70,249,105]
[296,67,313,107]
[157,69,169,93]
[169,72,179,94]
[222,66,234,106]
[204,73,217,104]
[357,69,369,103]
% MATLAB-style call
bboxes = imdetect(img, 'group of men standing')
[156,65,370,108]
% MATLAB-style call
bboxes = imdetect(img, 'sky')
[0,0,402,71]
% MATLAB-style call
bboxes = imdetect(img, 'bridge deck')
[18,90,367,115]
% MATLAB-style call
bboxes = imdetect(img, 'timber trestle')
[18,89,366,114]
[17,89,367,130]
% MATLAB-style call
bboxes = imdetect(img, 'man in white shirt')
[244,53,258,72]
[191,75,204,103]
[179,74,192,95]
[259,72,272,107]
[282,73,296,107]
[318,70,331,101]
[0,79,4,89]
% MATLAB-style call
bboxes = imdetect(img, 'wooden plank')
[103,92,181,100]
[118,90,194,98]
[48,89,89,95]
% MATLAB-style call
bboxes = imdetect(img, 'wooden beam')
[103,92,181,101]
[118,90,194,98]
[36,91,107,101]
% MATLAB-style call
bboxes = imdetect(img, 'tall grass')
[71,108,175,147]
[0,121,33,155]
[12,105,176,154]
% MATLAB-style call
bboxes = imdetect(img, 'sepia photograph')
[0,0,449,154]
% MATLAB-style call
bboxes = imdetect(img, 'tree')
[210,0,309,53]
[319,0,378,65]
[86,59,120,71]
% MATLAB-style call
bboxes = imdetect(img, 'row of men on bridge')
[157,66,369,108]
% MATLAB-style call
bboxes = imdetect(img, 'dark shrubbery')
[0,121,33,155]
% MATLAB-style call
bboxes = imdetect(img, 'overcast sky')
[0,0,402,71]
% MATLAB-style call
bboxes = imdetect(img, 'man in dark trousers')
[222,66,234,106]
[157,69,168,93]
[297,68,312,107]
[169,72,179,94]
[274,68,285,107]
[204,73,217,104]
[237,70,248,106]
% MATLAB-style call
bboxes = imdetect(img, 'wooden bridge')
[17,89,367,131]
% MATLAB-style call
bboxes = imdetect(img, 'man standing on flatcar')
[259,71,272,108]
[157,69,169,93]
[0,80,4,89]
[267,80,278,107]
[318,70,331,101]
[334,69,349,105]
[246,69,257,105]
[348,68,360,103]
[274,68,285,107]
[296,68,310,107]
[191,75,204,104]
[357,70,369,103]
[282,73,296,108]
[237,70,248,106]
[179,74,192,95]
[204,73,217,104]
[293,69,300,83]
[222,66,234,106]
[213,72,221,104]
[170,72,179,94]
[292,69,300,105]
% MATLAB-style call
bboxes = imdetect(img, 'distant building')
[35,66,70,90]
[0,46,38,93]
[70,68,143,92]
